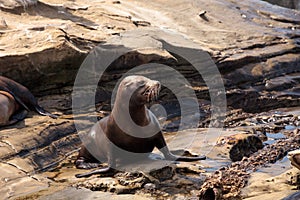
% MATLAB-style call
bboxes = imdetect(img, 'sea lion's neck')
[129,104,149,126]
[112,103,149,127]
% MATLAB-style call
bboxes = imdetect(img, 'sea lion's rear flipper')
[34,104,58,119]
[75,156,101,169]
[0,87,30,111]
[13,93,30,111]
[9,110,28,125]
[8,90,58,119]
[0,77,58,119]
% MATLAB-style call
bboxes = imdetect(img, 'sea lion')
[0,76,57,126]
[75,75,206,178]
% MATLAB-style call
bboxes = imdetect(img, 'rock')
[0,27,88,95]
[63,2,89,11]
[77,172,150,194]
[144,183,156,190]
[216,133,264,161]
[149,166,175,182]
[0,17,8,29]
[0,162,49,199]
[199,128,300,199]
[0,0,299,112]
[288,149,300,170]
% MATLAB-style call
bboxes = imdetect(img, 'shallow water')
[264,132,287,145]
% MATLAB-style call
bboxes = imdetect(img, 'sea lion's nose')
[154,81,160,88]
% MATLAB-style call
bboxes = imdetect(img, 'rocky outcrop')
[216,133,263,162]
[0,0,299,109]
[199,129,300,200]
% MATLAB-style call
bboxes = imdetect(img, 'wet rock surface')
[0,0,299,199]
[200,127,300,199]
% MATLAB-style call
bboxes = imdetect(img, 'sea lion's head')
[117,75,161,106]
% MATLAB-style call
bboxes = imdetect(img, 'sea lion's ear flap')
[137,82,146,88]
[124,81,132,87]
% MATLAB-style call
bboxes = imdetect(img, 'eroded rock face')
[0,0,299,109]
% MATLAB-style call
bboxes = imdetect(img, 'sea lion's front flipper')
[174,154,206,161]
[158,143,206,162]
[9,110,28,125]
[75,166,117,178]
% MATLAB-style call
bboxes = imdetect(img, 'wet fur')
[0,76,57,126]
[75,75,206,178]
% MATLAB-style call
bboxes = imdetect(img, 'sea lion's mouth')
[143,84,160,103]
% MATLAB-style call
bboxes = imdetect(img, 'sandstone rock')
[216,133,263,161]
[0,0,298,113]
[0,162,49,199]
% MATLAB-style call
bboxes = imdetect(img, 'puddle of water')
[285,125,296,130]
[201,158,231,172]
[256,155,291,176]
[264,132,286,145]
[266,132,286,139]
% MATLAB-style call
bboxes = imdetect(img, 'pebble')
[144,183,156,190]
[199,10,207,17]
[0,18,8,29]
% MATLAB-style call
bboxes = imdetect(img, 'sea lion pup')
[0,76,58,126]
[75,75,206,178]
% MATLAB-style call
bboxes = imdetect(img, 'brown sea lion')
[0,76,57,126]
[75,75,206,178]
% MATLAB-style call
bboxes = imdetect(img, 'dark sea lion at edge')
[75,75,206,178]
[0,76,58,126]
